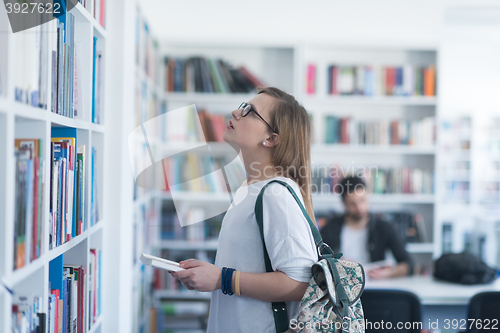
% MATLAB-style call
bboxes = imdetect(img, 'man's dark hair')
[339,175,366,200]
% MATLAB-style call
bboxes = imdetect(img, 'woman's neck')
[239,149,282,186]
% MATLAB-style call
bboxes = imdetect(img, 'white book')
[140,253,185,272]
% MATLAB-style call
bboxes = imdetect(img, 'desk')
[365,276,500,332]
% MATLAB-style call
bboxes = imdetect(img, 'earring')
[263,142,266,145]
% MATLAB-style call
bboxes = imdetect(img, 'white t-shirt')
[206,176,317,333]
[340,225,370,266]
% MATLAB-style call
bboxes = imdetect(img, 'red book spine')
[51,289,60,333]
[307,64,315,94]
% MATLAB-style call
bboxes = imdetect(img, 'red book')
[424,65,436,96]
[331,66,339,95]
[391,121,399,145]
[386,67,396,96]
[51,289,60,333]
[100,0,105,27]
[239,66,264,87]
[306,64,315,94]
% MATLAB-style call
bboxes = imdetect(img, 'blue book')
[396,67,403,96]
[364,67,373,96]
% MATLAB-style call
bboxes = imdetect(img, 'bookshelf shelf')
[311,144,437,155]
[88,315,103,333]
[312,193,436,205]
[162,92,256,105]
[3,256,45,287]
[303,96,437,106]
[47,231,89,261]
[157,240,218,251]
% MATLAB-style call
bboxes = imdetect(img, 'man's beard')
[348,213,366,223]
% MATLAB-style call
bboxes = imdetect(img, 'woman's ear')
[264,133,279,147]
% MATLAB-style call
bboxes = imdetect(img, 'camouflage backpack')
[255,180,365,333]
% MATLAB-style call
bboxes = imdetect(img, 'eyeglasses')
[238,102,278,134]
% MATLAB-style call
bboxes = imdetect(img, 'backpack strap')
[254,179,331,332]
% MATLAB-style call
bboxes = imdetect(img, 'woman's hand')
[170,259,222,292]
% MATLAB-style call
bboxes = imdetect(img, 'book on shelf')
[92,37,104,124]
[11,295,45,333]
[90,146,99,227]
[51,13,76,117]
[14,20,50,109]
[50,128,86,249]
[88,248,102,326]
[321,63,436,97]
[13,138,45,269]
[163,56,264,93]
[306,64,316,94]
[324,116,435,146]
[93,0,106,28]
[311,165,434,195]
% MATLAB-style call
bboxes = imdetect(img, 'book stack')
[11,295,45,333]
[14,20,50,108]
[49,128,87,249]
[324,116,435,146]
[311,165,434,195]
[13,139,44,269]
[164,56,264,93]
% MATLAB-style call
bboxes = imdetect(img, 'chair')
[465,291,500,333]
[360,289,422,333]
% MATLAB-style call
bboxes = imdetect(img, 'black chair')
[465,291,500,333]
[361,289,422,333]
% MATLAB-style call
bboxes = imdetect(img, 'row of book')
[48,251,101,333]
[164,56,264,93]
[14,139,45,269]
[162,155,231,193]
[14,19,50,108]
[49,128,99,250]
[51,13,76,118]
[135,15,158,83]
[306,63,437,96]
[161,108,230,143]
[324,116,436,146]
[311,166,434,195]
[11,295,45,333]
[160,210,222,242]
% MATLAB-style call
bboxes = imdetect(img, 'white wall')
[141,0,500,46]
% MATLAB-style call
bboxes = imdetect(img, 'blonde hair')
[257,87,316,225]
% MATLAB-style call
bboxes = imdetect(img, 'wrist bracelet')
[225,268,235,296]
[221,267,228,294]
[235,270,241,296]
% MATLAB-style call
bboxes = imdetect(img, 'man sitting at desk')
[320,175,415,279]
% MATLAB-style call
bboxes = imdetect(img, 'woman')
[171,87,317,332]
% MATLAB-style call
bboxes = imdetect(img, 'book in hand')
[140,253,185,272]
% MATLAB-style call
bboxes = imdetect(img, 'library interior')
[1,0,500,332]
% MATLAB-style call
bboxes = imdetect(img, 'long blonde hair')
[257,87,316,225]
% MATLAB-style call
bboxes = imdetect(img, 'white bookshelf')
[0,2,107,333]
